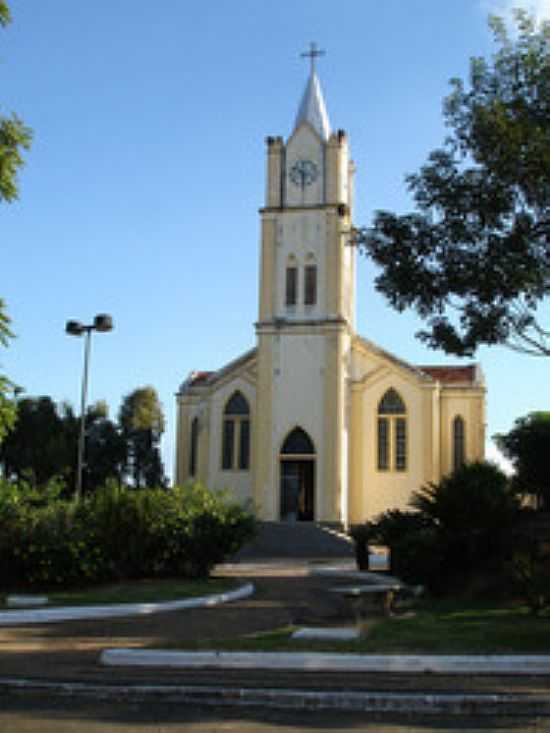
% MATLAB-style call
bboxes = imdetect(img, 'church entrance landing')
[279,428,315,522]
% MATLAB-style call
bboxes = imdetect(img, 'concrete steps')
[234,521,355,561]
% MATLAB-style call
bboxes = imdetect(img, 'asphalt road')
[1,694,550,733]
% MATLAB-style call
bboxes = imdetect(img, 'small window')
[453,416,465,471]
[189,417,199,477]
[222,391,250,471]
[286,267,297,306]
[304,265,317,306]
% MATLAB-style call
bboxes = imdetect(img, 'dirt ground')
[0,563,549,697]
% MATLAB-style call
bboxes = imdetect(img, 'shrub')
[509,535,550,615]
[350,510,439,584]
[351,462,520,596]
[410,462,519,589]
[0,479,256,590]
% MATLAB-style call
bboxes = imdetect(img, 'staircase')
[234,521,355,561]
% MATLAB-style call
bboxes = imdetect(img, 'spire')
[293,43,331,141]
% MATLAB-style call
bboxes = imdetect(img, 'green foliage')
[495,412,550,509]
[119,386,166,488]
[354,11,550,356]
[410,462,519,593]
[0,479,256,590]
[1,2,32,442]
[0,397,73,485]
[0,300,16,444]
[410,462,518,534]
[351,510,441,586]
[0,1,10,27]
[0,398,126,494]
[0,114,32,203]
[509,536,550,615]
[352,463,519,595]
[82,404,126,491]
[1,4,32,203]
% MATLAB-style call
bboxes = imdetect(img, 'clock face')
[289,159,318,188]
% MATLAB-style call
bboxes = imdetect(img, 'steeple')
[293,43,331,140]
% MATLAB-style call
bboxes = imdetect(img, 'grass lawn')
[175,598,550,655]
[0,577,237,608]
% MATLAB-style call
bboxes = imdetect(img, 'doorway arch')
[280,427,315,522]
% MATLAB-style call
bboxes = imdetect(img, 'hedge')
[0,479,256,590]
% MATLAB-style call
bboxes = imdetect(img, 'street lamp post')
[65,314,113,499]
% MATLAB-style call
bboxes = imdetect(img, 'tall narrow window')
[395,417,407,471]
[304,264,317,305]
[377,389,407,472]
[222,419,234,470]
[189,417,199,477]
[239,418,250,470]
[377,418,389,470]
[453,416,465,471]
[286,266,297,306]
[221,391,250,470]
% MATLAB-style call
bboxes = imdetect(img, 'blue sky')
[2,0,548,479]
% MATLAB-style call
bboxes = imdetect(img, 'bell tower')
[254,47,356,523]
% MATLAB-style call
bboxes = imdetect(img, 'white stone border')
[0,583,254,626]
[100,650,550,675]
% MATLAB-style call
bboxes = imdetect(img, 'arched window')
[453,416,466,471]
[281,427,315,455]
[378,389,407,471]
[189,416,199,477]
[285,255,297,307]
[222,391,250,470]
[304,253,317,306]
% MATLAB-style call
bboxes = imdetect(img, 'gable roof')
[353,335,482,388]
[178,347,257,395]
[418,365,481,385]
[353,335,432,382]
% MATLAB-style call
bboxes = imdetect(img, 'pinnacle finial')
[300,42,325,75]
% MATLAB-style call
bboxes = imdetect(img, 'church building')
[175,54,486,526]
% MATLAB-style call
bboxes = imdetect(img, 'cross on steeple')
[300,42,325,75]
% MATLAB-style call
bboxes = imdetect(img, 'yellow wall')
[347,340,486,523]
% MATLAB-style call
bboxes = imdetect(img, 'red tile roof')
[419,365,477,384]
[188,371,214,386]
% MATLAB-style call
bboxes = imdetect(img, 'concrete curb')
[0,677,548,715]
[310,566,402,583]
[100,649,550,675]
[0,583,254,626]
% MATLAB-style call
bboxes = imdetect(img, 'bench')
[330,583,403,635]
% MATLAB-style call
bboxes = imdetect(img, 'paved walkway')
[1,561,549,715]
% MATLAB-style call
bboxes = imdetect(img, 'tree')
[410,461,518,535]
[83,401,127,492]
[0,396,125,492]
[0,3,32,443]
[354,12,550,357]
[0,300,16,443]
[1,2,32,203]
[0,396,72,484]
[495,412,550,510]
[118,386,166,488]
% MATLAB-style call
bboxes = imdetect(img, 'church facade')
[175,64,486,526]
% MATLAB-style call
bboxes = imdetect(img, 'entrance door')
[280,459,314,521]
